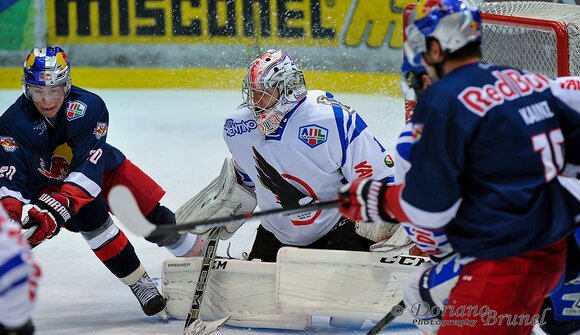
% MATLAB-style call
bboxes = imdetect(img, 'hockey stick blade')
[108,185,343,237]
[184,316,230,335]
[367,300,405,335]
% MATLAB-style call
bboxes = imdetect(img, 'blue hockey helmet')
[404,0,482,66]
[23,47,71,99]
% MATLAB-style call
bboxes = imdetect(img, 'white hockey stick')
[183,227,229,335]
[108,185,342,238]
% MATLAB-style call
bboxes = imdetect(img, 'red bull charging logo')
[0,137,18,152]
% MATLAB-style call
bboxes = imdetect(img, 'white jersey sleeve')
[336,105,395,184]
[0,206,39,328]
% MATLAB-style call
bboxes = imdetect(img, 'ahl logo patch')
[298,125,328,148]
[0,137,18,152]
[66,100,87,121]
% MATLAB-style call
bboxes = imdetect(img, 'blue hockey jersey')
[400,63,580,259]
[0,86,126,219]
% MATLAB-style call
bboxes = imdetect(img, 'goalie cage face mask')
[242,49,307,136]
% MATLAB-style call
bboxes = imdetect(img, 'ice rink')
[0,88,421,335]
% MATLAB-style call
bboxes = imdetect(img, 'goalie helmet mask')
[404,0,482,66]
[242,50,307,136]
[23,46,72,99]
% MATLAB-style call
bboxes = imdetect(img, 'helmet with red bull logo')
[404,0,482,66]
[22,47,71,99]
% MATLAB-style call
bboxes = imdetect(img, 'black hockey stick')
[183,227,229,335]
[108,185,343,238]
[366,300,405,335]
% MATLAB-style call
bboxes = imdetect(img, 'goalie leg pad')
[276,247,428,322]
[175,157,257,239]
[162,257,311,330]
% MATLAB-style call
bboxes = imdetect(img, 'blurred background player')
[0,46,200,316]
[221,49,396,262]
[0,203,40,335]
[338,0,580,334]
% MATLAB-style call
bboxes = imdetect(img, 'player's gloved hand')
[338,178,396,223]
[253,147,308,209]
[22,193,74,246]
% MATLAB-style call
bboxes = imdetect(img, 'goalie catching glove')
[22,192,74,246]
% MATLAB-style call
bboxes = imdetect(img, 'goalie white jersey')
[223,90,394,245]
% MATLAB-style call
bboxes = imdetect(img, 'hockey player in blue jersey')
[0,47,201,317]
[338,0,580,334]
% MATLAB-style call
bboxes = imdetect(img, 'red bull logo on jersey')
[299,125,328,148]
[38,144,72,181]
[458,70,550,116]
[93,122,108,139]
[0,137,18,152]
[38,156,70,181]
[66,100,87,121]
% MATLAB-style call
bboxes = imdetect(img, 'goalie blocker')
[162,247,427,330]
[175,157,257,240]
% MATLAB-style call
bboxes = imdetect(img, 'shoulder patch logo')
[224,118,258,137]
[298,125,328,148]
[0,137,18,152]
[66,100,87,121]
[93,122,108,139]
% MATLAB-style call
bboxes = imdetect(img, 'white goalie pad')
[163,257,311,330]
[175,157,257,238]
[276,247,429,321]
[164,248,428,330]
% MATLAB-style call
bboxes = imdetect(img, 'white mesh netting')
[479,1,580,77]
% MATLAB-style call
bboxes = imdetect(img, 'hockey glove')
[253,147,309,209]
[22,193,74,246]
[338,178,397,223]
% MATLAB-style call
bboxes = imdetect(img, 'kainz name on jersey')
[224,118,257,137]
[298,125,328,148]
[459,70,549,116]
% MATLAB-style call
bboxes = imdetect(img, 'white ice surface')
[0,89,420,335]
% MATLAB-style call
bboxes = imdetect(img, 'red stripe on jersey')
[94,231,129,261]
[385,184,410,223]
[60,183,93,213]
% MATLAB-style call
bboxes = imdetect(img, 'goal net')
[403,1,580,78]
[480,1,580,78]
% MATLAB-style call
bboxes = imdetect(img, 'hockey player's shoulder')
[549,76,580,111]
[223,104,259,138]
[304,90,357,117]
[64,86,107,119]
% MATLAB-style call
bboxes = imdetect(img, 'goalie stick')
[183,227,229,335]
[366,300,405,335]
[107,185,342,238]
[107,185,229,334]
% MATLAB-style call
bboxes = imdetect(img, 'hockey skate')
[129,273,166,316]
